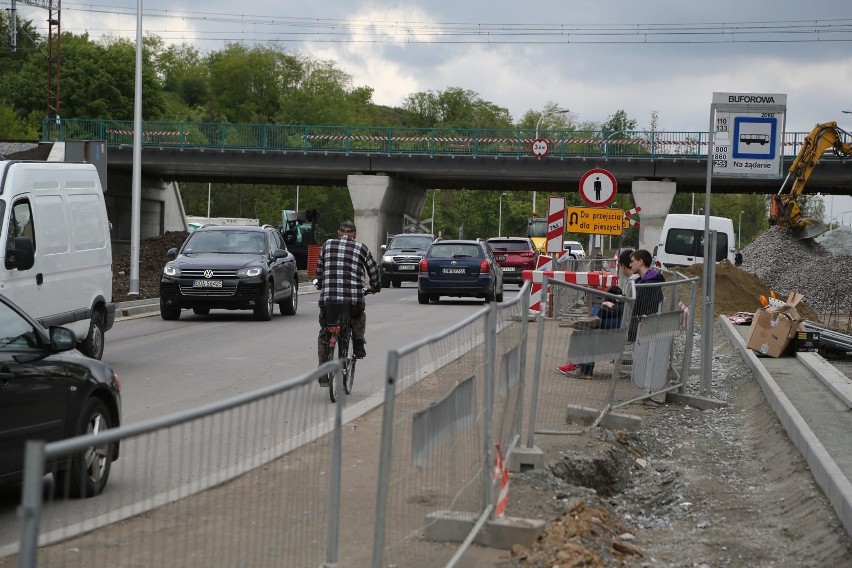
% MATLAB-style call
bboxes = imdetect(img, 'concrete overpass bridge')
[40,118,852,255]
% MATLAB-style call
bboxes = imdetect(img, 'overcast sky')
[13,0,852,220]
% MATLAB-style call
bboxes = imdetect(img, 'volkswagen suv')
[160,225,298,321]
[380,233,435,288]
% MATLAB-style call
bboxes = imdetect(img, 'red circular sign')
[530,138,550,158]
[578,168,617,207]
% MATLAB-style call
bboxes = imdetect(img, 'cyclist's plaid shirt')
[316,235,380,306]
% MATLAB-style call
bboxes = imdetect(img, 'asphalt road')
[0,283,507,554]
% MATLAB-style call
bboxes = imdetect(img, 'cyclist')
[315,220,381,372]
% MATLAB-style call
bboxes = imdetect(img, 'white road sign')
[531,138,550,157]
[711,92,786,179]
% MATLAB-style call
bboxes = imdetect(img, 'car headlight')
[237,266,263,277]
[382,255,393,263]
[163,264,181,277]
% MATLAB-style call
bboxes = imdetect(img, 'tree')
[207,44,303,123]
[600,109,637,135]
[402,87,512,128]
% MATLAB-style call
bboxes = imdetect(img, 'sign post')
[700,92,787,396]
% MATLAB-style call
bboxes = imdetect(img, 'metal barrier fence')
[15,361,346,568]
[41,117,827,160]
[371,284,531,568]
[526,271,698,439]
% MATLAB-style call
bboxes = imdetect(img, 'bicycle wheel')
[327,335,340,403]
[343,328,356,395]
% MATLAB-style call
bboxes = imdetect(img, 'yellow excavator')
[770,121,852,239]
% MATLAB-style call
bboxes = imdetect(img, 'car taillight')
[480,260,489,273]
[419,259,428,272]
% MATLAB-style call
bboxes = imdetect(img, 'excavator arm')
[772,122,852,238]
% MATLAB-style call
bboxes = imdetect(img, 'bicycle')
[315,281,372,403]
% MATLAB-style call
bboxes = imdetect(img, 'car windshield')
[183,231,266,254]
[429,244,482,259]
[390,235,432,249]
[489,240,531,252]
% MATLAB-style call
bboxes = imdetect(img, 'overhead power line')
[4,3,852,46]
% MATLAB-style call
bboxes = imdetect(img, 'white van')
[655,214,737,268]
[0,161,115,359]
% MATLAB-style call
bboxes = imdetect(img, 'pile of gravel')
[740,226,852,315]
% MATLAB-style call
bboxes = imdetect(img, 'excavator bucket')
[791,218,827,240]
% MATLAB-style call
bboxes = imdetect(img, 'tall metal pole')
[129,0,143,295]
[207,183,211,218]
[431,189,436,233]
[738,210,744,249]
[498,192,507,236]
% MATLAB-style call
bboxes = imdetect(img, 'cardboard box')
[746,292,805,358]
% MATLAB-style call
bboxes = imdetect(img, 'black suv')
[380,233,435,288]
[160,225,298,321]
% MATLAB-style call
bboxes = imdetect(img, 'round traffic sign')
[531,138,550,158]
[578,168,617,207]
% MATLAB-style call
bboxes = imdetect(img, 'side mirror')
[380,244,387,252]
[166,247,178,258]
[49,326,78,352]
[312,278,321,290]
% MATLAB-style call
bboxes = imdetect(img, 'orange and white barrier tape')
[493,443,510,518]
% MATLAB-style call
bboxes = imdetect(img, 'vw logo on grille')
[203,270,214,278]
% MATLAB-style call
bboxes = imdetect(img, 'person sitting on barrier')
[557,248,635,378]
[626,248,665,342]
[316,220,381,376]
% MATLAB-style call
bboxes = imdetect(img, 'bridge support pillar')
[631,180,676,252]
[347,174,427,256]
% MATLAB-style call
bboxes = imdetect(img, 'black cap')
[339,220,357,232]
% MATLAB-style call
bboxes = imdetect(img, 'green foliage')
[402,87,512,128]
[0,103,38,139]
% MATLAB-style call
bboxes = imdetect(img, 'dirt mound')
[675,261,820,321]
[112,231,189,303]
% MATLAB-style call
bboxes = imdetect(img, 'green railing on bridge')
[41,118,814,160]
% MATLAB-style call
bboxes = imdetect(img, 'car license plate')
[193,280,223,288]
[501,266,516,272]
[442,268,466,274]
[398,264,416,271]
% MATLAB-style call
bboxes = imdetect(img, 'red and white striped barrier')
[525,268,619,312]
[624,206,641,229]
[528,255,553,312]
[493,443,510,518]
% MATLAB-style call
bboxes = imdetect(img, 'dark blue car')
[417,239,504,304]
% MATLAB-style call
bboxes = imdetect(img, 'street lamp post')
[738,210,745,249]
[431,189,440,235]
[533,108,570,215]
[498,192,508,237]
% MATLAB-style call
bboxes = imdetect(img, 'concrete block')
[509,446,545,472]
[424,510,545,550]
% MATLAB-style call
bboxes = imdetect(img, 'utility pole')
[9,0,62,127]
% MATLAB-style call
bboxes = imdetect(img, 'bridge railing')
[41,117,816,160]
